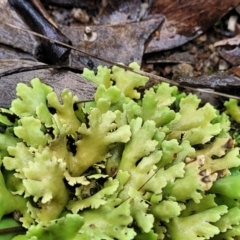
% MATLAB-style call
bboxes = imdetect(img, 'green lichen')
[0,64,240,239]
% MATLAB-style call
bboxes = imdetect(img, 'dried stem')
[0,226,25,235]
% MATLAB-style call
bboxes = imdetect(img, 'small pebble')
[195,61,203,72]
[84,26,98,42]
[209,52,219,65]
[208,44,215,53]
[51,9,71,25]
[163,65,172,76]
[172,63,194,80]
[71,8,90,23]
[203,63,211,74]
[195,34,207,44]
[138,3,149,20]
[218,59,229,71]
[189,46,198,54]
[228,15,238,32]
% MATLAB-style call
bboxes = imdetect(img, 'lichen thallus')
[0,20,239,235]
[1,19,240,197]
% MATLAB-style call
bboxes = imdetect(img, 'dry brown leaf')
[0,44,36,61]
[61,16,163,69]
[0,1,162,69]
[95,0,141,24]
[0,2,38,55]
[218,46,240,66]
[0,60,96,108]
[179,72,240,92]
[214,34,240,66]
[146,51,195,64]
[214,34,240,47]
[145,0,240,53]
[230,66,240,77]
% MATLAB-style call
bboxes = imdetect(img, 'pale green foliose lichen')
[0,63,240,239]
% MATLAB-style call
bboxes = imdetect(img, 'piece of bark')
[145,0,240,53]
[0,60,96,108]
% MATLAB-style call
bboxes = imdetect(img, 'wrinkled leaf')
[0,2,38,55]
[0,2,162,69]
[95,0,142,24]
[179,72,240,92]
[146,0,240,53]
[61,16,162,69]
[0,60,96,108]
[214,34,240,66]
